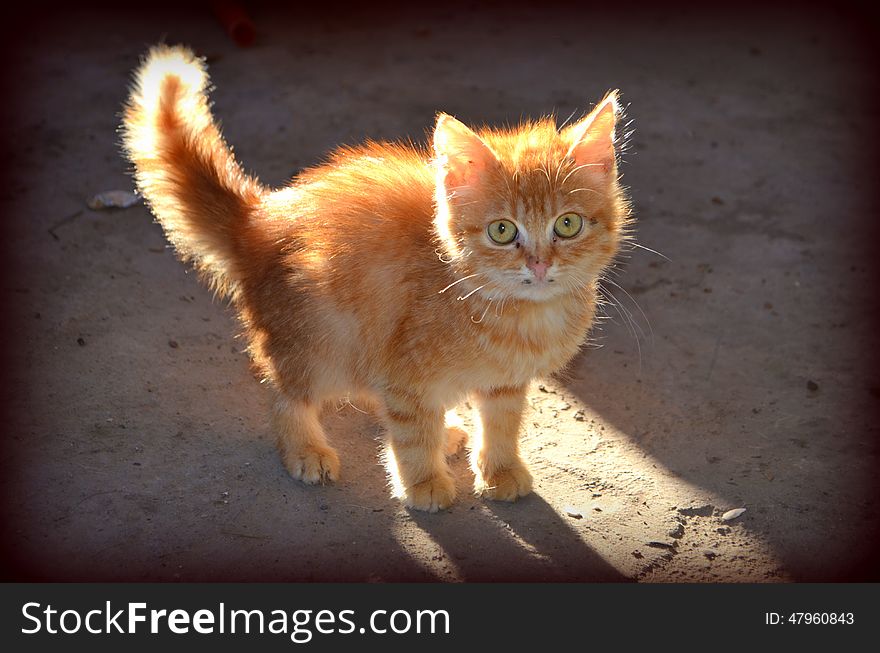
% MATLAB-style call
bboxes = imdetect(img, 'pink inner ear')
[446,157,484,187]
[434,114,498,186]
[565,96,618,173]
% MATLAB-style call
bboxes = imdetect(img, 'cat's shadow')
[406,486,628,582]
[393,450,627,582]
[305,410,627,581]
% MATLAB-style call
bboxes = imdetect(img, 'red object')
[212,1,256,47]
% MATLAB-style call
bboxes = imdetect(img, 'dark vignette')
[0,0,877,581]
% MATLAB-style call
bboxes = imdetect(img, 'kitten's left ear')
[433,113,499,186]
[563,91,620,173]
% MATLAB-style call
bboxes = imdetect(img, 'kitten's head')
[433,92,630,302]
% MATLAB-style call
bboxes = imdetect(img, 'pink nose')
[526,257,549,281]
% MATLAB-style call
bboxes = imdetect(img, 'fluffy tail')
[121,45,264,295]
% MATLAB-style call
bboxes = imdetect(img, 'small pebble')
[77,337,86,346]
[168,340,179,349]
[646,540,675,550]
[563,505,583,519]
[806,380,818,392]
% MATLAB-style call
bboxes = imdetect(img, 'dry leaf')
[87,190,140,210]
[721,508,746,522]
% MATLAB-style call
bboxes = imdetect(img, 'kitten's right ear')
[563,91,620,174]
[433,114,499,186]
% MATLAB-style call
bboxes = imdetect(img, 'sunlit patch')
[137,50,205,107]
[381,443,407,501]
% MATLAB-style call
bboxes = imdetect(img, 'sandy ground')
[2,4,878,582]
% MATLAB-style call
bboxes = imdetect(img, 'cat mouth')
[510,276,568,302]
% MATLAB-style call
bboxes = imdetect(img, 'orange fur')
[121,45,632,512]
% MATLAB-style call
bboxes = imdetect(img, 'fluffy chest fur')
[259,172,605,407]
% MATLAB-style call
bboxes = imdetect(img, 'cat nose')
[526,256,549,281]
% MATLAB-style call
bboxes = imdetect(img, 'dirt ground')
[2,3,878,582]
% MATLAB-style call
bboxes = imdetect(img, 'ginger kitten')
[122,45,631,512]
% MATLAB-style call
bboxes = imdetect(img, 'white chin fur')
[511,282,568,302]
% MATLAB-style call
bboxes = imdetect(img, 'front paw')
[282,444,340,485]
[475,463,533,502]
[403,472,457,512]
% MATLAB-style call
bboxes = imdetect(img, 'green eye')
[487,219,518,245]
[554,213,584,238]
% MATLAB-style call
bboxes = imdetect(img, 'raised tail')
[121,44,265,296]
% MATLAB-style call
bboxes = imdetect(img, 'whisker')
[627,242,671,262]
[566,188,603,197]
[501,167,514,198]
[602,284,645,340]
[560,162,604,187]
[558,107,579,130]
[340,396,369,415]
[533,166,553,193]
[438,272,481,294]
[599,284,643,373]
[471,299,493,323]
[457,284,487,301]
[603,278,653,340]
[434,247,457,264]
[598,285,634,337]
[553,158,565,187]
[497,294,509,318]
